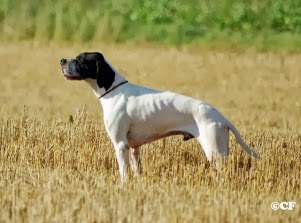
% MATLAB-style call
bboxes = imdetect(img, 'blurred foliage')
[0,0,300,49]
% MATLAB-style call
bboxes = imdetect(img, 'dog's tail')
[227,120,260,159]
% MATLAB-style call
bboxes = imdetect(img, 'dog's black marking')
[76,52,115,90]
[96,56,115,90]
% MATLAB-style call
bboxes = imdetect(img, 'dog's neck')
[84,61,127,100]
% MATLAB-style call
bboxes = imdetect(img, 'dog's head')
[60,52,115,90]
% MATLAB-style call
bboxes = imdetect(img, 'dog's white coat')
[83,60,259,182]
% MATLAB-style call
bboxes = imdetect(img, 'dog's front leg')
[114,142,130,183]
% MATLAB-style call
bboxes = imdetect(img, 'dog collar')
[98,80,128,99]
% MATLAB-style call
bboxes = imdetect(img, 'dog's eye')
[76,57,81,62]
[76,60,88,71]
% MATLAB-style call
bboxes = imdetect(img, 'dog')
[60,52,259,182]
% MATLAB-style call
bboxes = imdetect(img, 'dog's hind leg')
[197,122,229,168]
[130,147,142,176]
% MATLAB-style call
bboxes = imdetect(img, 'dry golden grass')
[0,43,300,222]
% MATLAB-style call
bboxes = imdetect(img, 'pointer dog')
[60,52,259,182]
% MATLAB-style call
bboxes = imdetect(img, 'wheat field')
[0,43,300,222]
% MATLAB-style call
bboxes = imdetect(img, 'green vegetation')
[0,0,301,49]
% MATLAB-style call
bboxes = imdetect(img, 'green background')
[1,0,301,50]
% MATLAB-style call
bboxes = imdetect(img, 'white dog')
[60,52,259,182]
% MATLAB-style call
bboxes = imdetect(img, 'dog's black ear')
[95,53,115,90]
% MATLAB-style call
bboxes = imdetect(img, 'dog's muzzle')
[60,58,83,80]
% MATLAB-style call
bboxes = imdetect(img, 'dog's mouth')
[63,75,82,80]
[62,68,83,80]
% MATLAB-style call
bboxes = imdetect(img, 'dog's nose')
[60,58,67,65]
